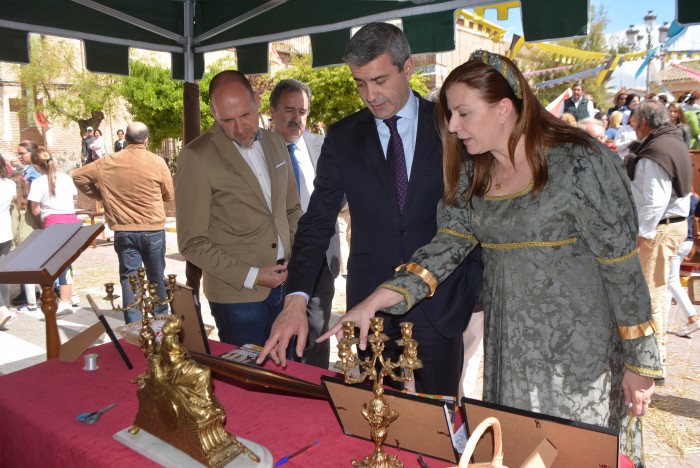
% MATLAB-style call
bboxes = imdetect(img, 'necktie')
[384,116,408,213]
[287,143,301,194]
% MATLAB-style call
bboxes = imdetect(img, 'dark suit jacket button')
[399,230,406,236]
[271,243,277,248]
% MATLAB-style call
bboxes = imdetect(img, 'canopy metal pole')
[182,0,200,146]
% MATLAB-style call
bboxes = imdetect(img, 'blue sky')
[480,1,676,37]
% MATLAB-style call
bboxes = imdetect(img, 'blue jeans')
[210,285,292,358]
[114,230,168,323]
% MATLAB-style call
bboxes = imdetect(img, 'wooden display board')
[462,397,618,467]
[322,376,458,463]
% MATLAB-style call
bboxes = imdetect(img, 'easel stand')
[0,223,103,359]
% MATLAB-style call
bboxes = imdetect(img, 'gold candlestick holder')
[335,317,423,468]
[104,268,178,318]
[106,270,258,467]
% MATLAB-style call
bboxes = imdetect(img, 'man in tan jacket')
[73,122,174,323]
[174,70,301,348]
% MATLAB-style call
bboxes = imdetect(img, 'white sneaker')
[57,301,74,316]
[71,295,80,307]
[678,321,700,337]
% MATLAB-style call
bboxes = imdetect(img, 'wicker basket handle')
[459,416,506,468]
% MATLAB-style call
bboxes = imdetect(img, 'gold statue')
[335,318,423,468]
[107,270,259,467]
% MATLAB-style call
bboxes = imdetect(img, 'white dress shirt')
[375,93,419,179]
[631,158,691,239]
[233,138,285,289]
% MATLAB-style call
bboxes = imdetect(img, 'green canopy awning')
[0,0,606,80]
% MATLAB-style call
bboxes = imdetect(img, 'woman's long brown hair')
[437,55,597,206]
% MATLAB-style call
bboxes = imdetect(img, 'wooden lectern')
[0,223,104,359]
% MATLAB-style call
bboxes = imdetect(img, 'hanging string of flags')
[522,64,575,77]
[507,27,699,89]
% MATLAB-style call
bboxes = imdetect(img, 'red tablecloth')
[0,340,453,467]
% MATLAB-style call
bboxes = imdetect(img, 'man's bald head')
[125,122,149,144]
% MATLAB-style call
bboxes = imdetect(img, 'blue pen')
[275,439,320,466]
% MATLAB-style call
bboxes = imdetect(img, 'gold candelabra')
[104,267,178,316]
[335,317,423,468]
[105,270,258,467]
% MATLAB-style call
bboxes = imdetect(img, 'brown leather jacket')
[72,144,174,231]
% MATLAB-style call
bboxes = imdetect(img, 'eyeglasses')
[17,151,28,156]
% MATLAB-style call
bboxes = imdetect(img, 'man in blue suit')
[260,22,482,396]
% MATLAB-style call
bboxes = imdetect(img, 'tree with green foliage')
[116,55,236,149]
[117,59,183,149]
[259,54,428,130]
[18,35,119,135]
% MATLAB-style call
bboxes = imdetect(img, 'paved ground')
[1,228,699,466]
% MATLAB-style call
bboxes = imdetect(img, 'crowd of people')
[1,21,699,465]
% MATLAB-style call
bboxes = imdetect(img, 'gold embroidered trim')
[481,236,578,250]
[597,249,638,265]
[379,284,413,310]
[437,228,477,241]
[484,179,534,201]
[395,263,438,298]
[618,320,657,340]
[624,363,663,378]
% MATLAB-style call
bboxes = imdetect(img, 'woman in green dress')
[320,51,660,463]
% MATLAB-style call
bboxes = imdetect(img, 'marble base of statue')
[114,429,273,468]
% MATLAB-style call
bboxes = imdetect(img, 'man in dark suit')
[260,23,482,396]
[269,79,341,369]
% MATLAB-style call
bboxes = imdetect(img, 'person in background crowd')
[81,127,95,165]
[608,89,628,117]
[10,173,40,314]
[17,141,41,184]
[615,108,639,158]
[0,155,18,328]
[679,91,700,150]
[268,79,341,369]
[625,99,692,386]
[320,50,660,465]
[594,111,611,138]
[114,129,127,152]
[668,102,691,147]
[621,93,641,125]
[12,141,41,310]
[608,110,623,141]
[27,148,81,315]
[657,94,668,106]
[73,122,174,324]
[578,117,607,143]
[669,191,699,337]
[9,156,23,174]
[559,81,594,121]
[89,129,106,162]
[560,112,577,126]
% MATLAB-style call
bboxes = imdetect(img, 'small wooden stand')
[0,223,103,359]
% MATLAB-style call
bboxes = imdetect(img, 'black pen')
[417,453,430,468]
[275,440,320,466]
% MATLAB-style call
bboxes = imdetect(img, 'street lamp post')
[626,11,669,94]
